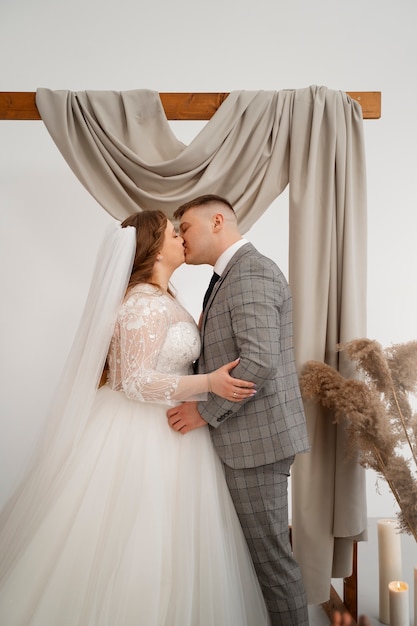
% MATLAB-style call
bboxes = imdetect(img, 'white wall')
[1,0,416,519]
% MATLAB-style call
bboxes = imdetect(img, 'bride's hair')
[100,210,170,387]
[121,210,167,292]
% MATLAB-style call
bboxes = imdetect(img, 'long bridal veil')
[0,219,135,579]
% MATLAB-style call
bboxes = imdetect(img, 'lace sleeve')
[118,290,208,404]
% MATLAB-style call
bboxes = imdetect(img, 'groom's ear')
[212,213,224,231]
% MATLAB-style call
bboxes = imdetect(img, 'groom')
[167,195,310,626]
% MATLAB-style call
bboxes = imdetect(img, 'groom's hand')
[167,401,207,434]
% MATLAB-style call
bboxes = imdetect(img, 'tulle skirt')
[0,386,269,626]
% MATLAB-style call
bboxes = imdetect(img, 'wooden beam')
[160,92,230,120]
[345,92,381,120]
[0,91,381,121]
[0,92,41,120]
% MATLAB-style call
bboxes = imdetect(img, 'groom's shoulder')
[237,242,282,274]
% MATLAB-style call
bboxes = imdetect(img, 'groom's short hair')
[174,194,235,220]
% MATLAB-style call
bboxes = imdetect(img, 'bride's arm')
[118,292,255,404]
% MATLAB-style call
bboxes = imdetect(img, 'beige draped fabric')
[36,85,368,603]
[288,90,368,601]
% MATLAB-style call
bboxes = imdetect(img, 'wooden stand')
[289,527,358,623]
[322,542,358,624]
[2,89,374,624]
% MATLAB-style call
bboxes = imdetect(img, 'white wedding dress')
[0,284,269,626]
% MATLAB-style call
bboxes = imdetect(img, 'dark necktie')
[202,272,220,310]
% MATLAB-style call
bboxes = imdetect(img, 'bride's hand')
[208,358,257,402]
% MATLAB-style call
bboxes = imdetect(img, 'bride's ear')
[156,254,163,262]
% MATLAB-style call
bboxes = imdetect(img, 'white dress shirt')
[214,238,248,276]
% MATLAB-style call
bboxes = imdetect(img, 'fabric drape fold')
[288,88,368,599]
[36,89,292,232]
[35,85,368,603]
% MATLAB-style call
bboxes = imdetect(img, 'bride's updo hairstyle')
[121,210,167,292]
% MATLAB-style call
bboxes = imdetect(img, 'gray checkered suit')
[197,242,310,626]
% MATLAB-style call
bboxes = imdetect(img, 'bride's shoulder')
[124,283,166,301]
[120,283,172,315]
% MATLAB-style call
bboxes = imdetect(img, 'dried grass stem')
[300,338,417,541]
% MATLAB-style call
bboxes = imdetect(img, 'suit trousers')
[224,459,309,626]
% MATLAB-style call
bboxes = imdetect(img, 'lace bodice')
[107,284,202,405]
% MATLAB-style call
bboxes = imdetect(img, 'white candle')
[388,581,409,626]
[377,518,402,624]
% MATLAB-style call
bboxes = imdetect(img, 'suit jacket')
[197,242,310,469]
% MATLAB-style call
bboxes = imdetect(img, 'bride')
[0,209,270,626]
